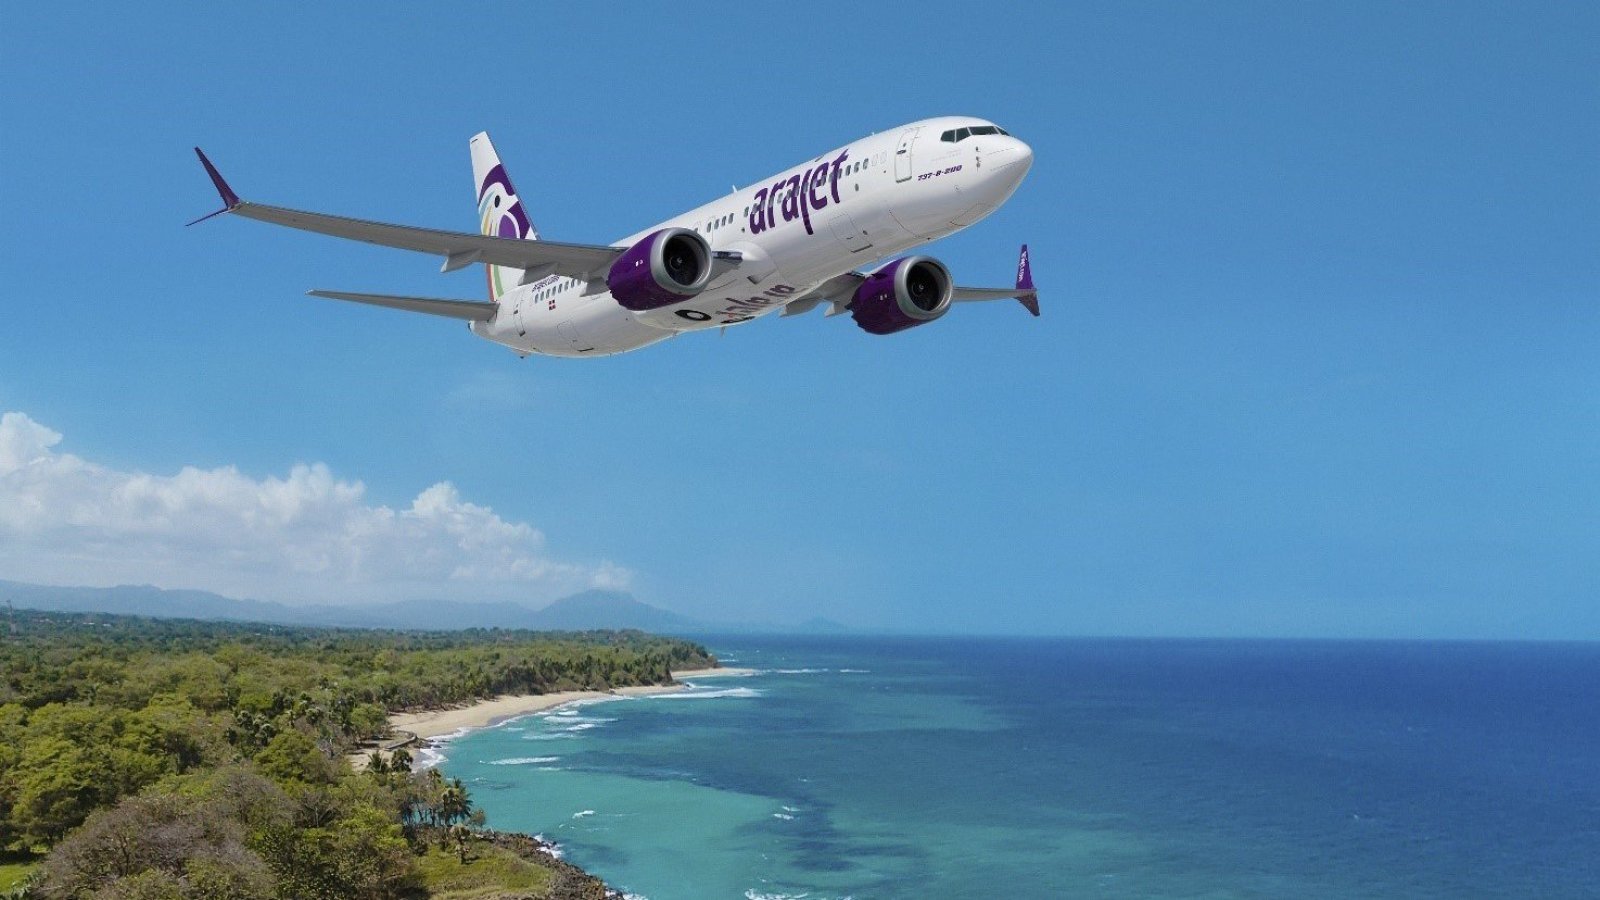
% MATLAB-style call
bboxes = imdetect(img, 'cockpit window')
[942,125,1010,143]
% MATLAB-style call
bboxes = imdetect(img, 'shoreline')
[351,667,756,768]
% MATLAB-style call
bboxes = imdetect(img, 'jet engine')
[849,256,953,335]
[607,227,713,311]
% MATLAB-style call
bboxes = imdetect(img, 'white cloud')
[0,411,629,603]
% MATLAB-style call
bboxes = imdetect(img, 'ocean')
[437,637,1600,899]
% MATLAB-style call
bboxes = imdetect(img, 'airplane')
[191,116,1036,358]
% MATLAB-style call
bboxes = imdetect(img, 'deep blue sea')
[438,638,1600,899]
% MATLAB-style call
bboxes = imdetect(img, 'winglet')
[1015,244,1039,317]
[187,147,241,226]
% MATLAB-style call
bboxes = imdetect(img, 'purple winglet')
[194,147,239,208]
[1015,244,1039,317]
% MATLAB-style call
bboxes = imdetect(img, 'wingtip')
[1016,245,1038,316]
[193,146,240,209]
[1015,243,1034,292]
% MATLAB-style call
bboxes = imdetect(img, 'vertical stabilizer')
[470,132,538,301]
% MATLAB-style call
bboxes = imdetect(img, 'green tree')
[253,732,336,786]
[12,738,164,847]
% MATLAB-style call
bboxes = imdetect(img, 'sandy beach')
[374,666,756,746]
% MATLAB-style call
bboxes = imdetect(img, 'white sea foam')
[770,668,828,674]
[414,735,462,770]
[485,756,561,766]
[837,668,870,674]
[781,805,800,812]
[572,809,595,819]
[653,686,762,700]
[772,813,794,820]
[532,835,563,859]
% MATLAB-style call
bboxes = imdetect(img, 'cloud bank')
[0,411,628,604]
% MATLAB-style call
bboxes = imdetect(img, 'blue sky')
[1,2,1595,637]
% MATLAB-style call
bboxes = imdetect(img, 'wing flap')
[307,290,498,321]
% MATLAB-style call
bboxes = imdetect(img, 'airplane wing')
[786,245,1039,317]
[306,290,497,321]
[954,244,1038,316]
[191,148,623,280]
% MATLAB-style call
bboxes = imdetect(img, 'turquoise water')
[438,638,1599,899]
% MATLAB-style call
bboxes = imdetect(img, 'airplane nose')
[985,136,1032,186]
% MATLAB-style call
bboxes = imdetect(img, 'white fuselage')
[469,117,1032,357]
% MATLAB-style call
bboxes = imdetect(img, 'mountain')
[0,579,707,633]
[792,616,853,634]
[0,579,856,635]
[0,580,290,624]
[527,590,704,632]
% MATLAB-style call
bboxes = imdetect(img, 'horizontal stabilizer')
[307,290,497,321]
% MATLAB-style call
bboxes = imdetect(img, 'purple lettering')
[798,170,816,235]
[766,180,783,230]
[829,150,849,204]
[749,187,768,234]
[781,175,802,223]
[808,163,830,211]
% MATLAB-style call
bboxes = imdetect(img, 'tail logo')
[476,164,534,301]
[477,164,532,241]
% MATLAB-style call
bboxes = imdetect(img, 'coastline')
[353,667,755,768]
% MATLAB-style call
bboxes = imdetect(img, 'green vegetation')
[0,609,716,898]
[415,846,551,899]
[0,858,36,892]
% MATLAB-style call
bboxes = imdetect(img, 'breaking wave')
[485,756,560,766]
[653,686,762,700]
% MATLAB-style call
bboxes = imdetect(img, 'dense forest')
[0,609,716,898]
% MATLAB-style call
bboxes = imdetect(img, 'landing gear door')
[894,128,918,182]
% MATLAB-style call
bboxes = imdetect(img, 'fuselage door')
[829,212,872,253]
[894,128,918,182]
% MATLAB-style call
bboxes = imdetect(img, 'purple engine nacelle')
[607,227,713,312]
[849,256,953,335]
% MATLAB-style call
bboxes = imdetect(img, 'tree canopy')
[0,609,715,897]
